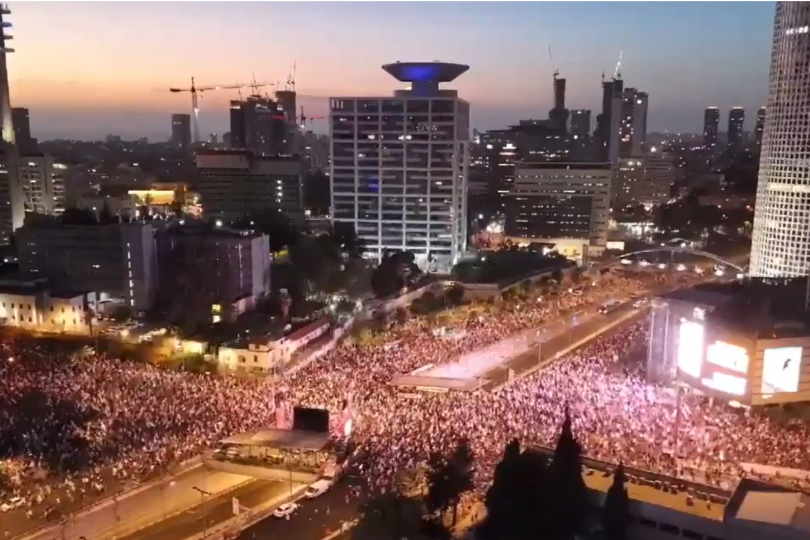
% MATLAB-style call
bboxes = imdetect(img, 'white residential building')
[750,2,810,277]
[329,61,471,272]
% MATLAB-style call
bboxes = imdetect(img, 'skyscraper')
[0,7,24,244]
[703,107,720,150]
[229,96,286,156]
[618,87,648,158]
[329,62,470,271]
[755,106,766,152]
[569,110,591,138]
[750,2,810,277]
[595,78,622,163]
[12,107,35,152]
[727,107,745,153]
[171,113,191,150]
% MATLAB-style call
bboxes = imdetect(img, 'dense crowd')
[0,341,274,515]
[4,267,810,520]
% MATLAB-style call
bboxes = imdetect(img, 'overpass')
[595,247,749,273]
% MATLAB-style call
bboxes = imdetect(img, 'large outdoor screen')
[761,347,802,394]
[702,371,747,396]
[677,321,704,378]
[706,341,750,374]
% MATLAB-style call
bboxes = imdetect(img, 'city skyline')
[9,1,772,141]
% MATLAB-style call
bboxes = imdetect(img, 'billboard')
[677,321,705,378]
[761,347,802,394]
[706,341,750,374]
[702,370,747,396]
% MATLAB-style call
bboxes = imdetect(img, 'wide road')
[117,480,294,540]
[237,478,368,540]
[16,467,252,540]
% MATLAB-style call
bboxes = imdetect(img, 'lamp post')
[192,486,212,537]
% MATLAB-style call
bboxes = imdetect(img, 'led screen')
[761,347,802,394]
[677,321,704,378]
[706,341,750,374]
[702,371,747,396]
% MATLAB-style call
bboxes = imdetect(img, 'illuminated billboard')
[706,342,749,374]
[677,321,704,378]
[702,371,747,396]
[761,347,802,394]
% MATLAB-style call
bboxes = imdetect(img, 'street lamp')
[192,486,212,537]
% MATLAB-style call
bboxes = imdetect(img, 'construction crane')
[547,44,559,81]
[613,49,623,81]
[169,77,275,143]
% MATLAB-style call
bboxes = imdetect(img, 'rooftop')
[660,279,810,339]
[726,478,810,532]
[382,61,469,83]
[220,428,332,452]
[529,445,730,521]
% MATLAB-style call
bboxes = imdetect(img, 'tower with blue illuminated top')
[329,61,471,271]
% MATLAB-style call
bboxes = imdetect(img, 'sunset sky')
[7,1,774,141]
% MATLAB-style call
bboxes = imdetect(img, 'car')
[273,502,299,519]
[1,497,24,512]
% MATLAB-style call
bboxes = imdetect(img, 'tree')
[371,251,422,298]
[233,209,298,253]
[446,438,476,525]
[601,463,630,540]
[425,451,452,520]
[547,411,589,540]
[352,493,427,540]
[482,440,551,540]
[332,221,366,260]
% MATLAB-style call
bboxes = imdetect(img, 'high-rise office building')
[727,107,745,153]
[569,109,591,138]
[751,3,810,277]
[196,151,305,220]
[595,78,623,163]
[229,96,286,156]
[504,162,612,262]
[12,107,35,152]
[703,107,720,150]
[754,107,766,152]
[0,7,24,245]
[330,62,470,271]
[548,77,569,132]
[619,87,648,158]
[171,114,191,150]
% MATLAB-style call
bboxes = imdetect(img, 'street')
[116,480,291,540]
[237,478,368,540]
[14,467,251,540]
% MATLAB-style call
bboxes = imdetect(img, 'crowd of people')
[3,267,810,521]
[0,340,274,517]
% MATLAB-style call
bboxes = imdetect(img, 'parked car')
[273,502,299,519]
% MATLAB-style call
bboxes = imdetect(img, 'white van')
[304,478,332,499]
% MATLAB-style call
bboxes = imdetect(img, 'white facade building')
[329,62,470,271]
[504,162,612,261]
[0,278,90,333]
[750,2,810,277]
[15,219,156,311]
[20,154,66,215]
